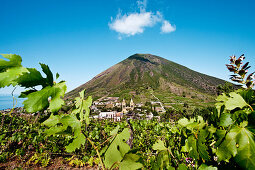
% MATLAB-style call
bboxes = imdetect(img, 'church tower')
[122,99,127,113]
[130,98,134,111]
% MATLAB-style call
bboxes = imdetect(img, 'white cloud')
[109,0,175,39]
[161,20,176,33]
[109,12,162,37]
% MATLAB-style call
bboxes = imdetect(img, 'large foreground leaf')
[152,140,167,151]
[42,113,85,152]
[198,164,217,170]
[219,113,234,127]
[216,92,249,112]
[15,68,45,88]
[225,92,248,110]
[65,133,86,153]
[234,126,255,170]
[0,54,28,87]
[216,127,238,161]
[181,129,210,161]
[40,63,54,87]
[42,89,91,153]
[48,81,67,112]
[182,135,199,160]
[23,86,52,112]
[0,54,22,71]
[119,153,143,170]
[16,62,56,92]
[72,89,92,124]
[104,128,130,168]
[23,81,66,113]
[197,129,210,161]
[216,123,255,169]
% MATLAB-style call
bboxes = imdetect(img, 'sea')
[0,95,26,110]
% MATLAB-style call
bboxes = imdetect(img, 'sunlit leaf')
[23,81,67,113]
[152,140,167,151]
[104,128,130,168]
[219,113,233,127]
[225,92,248,110]
[119,153,143,170]
[0,54,28,88]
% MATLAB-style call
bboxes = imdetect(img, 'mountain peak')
[128,53,160,59]
[126,53,162,65]
[67,53,226,101]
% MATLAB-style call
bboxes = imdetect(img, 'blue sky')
[1,0,255,94]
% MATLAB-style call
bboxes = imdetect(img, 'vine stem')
[167,147,178,166]
[248,104,254,112]
[87,138,105,170]
[6,87,18,132]
[100,134,116,146]
[8,86,18,116]
[109,161,120,170]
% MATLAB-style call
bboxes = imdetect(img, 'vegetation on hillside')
[0,53,254,169]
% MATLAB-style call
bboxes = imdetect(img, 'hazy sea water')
[0,95,25,110]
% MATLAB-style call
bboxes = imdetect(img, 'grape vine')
[0,53,254,169]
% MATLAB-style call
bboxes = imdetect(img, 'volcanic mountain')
[67,54,226,105]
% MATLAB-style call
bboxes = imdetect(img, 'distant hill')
[67,54,226,108]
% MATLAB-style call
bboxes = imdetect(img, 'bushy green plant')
[151,54,255,169]
[1,53,254,169]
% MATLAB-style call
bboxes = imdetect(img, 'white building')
[98,111,123,121]
[99,111,116,119]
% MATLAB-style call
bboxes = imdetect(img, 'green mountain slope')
[67,54,226,107]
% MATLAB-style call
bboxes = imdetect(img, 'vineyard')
[0,54,255,169]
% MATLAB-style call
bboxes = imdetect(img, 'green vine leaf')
[216,126,239,162]
[197,130,210,161]
[65,133,86,153]
[104,128,130,169]
[177,163,188,170]
[215,93,228,116]
[119,153,143,170]
[16,63,54,89]
[152,140,167,151]
[178,117,190,127]
[42,90,91,153]
[72,89,92,124]
[215,129,227,147]
[182,135,199,160]
[178,116,205,131]
[15,68,45,88]
[0,54,22,71]
[43,114,81,136]
[216,122,255,168]
[216,92,248,111]
[42,113,85,152]
[219,113,234,127]
[234,126,255,169]
[23,81,66,113]
[181,129,210,161]
[198,164,217,170]
[48,81,67,112]
[42,113,59,126]
[40,63,54,87]
[152,150,171,170]
[188,135,199,160]
[23,86,52,112]
[0,54,28,88]
[110,125,120,136]
[225,92,249,110]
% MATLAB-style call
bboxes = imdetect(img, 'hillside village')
[90,96,164,121]
[1,96,164,121]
